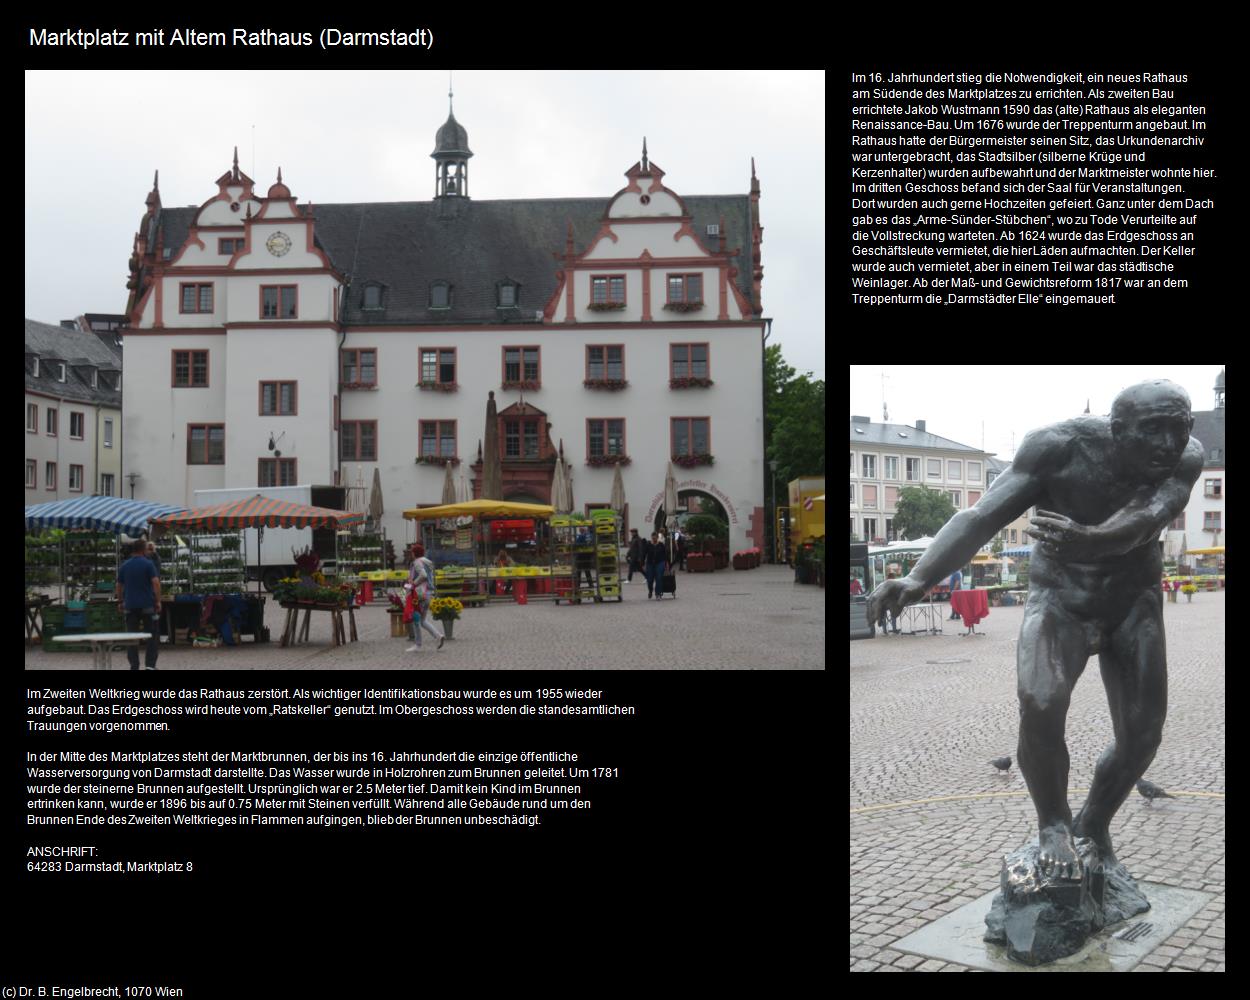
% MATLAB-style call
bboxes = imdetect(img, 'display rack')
[551,515,598,605]
[62,530,119,601]
[188,533,247,592]
[591,510,621,602]
[336,529,387,577]
[24,531,63,596]
[153,536,190,595]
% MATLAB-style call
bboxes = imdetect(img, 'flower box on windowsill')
[673,454,715,469]
[662,301,704,313]
[585,455,632,468]
[341,381,378,391]
[416,456,461,467]
[670,377,715,389]
[586,302,627,312]
[501,380,541,392]
[583,379,630,391]
[417,381,459,392]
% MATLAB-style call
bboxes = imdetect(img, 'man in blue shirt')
[948,568,963,620]
[115,538,162,670]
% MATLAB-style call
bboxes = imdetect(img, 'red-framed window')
[586,345,625,380]
[503,346,540,384]
[172,350,210,388]
[25,459,36,489]
[340,349,377,387]
[218,237,245,254]
[587,418,626,458]
[46,408,57,437]
[666,273,704,304]
[45,462,56,491]
[26,402,38,433]
[187,424,225,465]
[341,420,378,461]
[261,285,298,319]
[419,421,458,459]
[259,457,298,487]
[259,381,298,416]
[504,418,541,458]
[670,343,710,378]
[419,348,456,385]
[69,412,85,439]
[671,417,711,457]
[591,274,626,305]
[68,464,84,492]
[180,283,214,314]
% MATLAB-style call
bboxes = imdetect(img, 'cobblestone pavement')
[851,591,1225,972]
[26,566,824,670]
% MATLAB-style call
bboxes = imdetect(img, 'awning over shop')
[403,499,555,520]
[1001,546,1033,557]
[24,495,189,535]
[150,494,364,531]
[1184,546,1225,555]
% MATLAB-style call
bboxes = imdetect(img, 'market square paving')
[26,565,824,670]
[850,591,1225,972]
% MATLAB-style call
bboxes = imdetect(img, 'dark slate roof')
[1191,408,1225,467]
[432,111,472,157]
[24,318,123,405]
[849,418,981,453]
[154,194,755,326]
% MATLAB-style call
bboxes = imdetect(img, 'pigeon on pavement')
[989,756,1012,772]
[1136,778,1174,805]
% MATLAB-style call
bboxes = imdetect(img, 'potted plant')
[1181,582,1197,603]
[386,591,408,636]
[430,597,463,640]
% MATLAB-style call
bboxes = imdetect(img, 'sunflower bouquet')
[429,597,463,623]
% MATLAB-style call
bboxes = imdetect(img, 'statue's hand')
[867,577,927,623]
[1027,509,1114,561]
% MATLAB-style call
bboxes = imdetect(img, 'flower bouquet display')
[429,597,463,640]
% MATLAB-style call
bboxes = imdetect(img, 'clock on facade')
[265,232,293,257]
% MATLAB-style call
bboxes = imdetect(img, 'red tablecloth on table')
[950,589,990,627]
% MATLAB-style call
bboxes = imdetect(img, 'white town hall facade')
[119,106,768,552]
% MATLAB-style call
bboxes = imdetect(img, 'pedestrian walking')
[849,576,864,595]
[144,539,163,577]
[948,568,963,620]
[404,543,444,652]
[115,538,161,670]
[674,531,687,571]
[626,528,644,583]
[645,531,668,599]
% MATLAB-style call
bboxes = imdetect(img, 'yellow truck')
[777,476,825,564]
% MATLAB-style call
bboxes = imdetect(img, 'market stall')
[24,496,190,650]
[402,499,556,605]
[150,495,365,646]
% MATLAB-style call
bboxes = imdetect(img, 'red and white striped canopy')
[149,494,365,531]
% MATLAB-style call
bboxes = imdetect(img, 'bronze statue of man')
[870,380,1202,879]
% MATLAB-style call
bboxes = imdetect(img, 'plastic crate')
[595,523,615,535]
[599,586,620,598]
[598,574,619,586]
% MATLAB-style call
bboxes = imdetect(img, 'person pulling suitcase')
[644,532,668,600]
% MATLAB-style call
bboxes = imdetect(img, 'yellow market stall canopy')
[402,499,555,520]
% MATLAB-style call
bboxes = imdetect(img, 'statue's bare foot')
[1072,810,1117,864]
[1037,823,1082,880]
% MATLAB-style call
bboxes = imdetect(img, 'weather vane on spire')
[641,137,649,172]
[449,71,454,113]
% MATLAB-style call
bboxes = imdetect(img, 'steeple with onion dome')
[432,76,473,199]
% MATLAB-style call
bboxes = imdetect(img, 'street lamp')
[769,459,778,564]
[127,472,140,499]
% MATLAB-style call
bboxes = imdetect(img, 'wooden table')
[278,603,358,647]
[52,632,152,670]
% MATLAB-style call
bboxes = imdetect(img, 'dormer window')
[362,284,385,311]
[498,283,517,308]
[32,358,39,378]
[430,282,451,309]
[57,363,67,383]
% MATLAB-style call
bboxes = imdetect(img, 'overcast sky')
[850,365,1224,461]
[24,69,825,379]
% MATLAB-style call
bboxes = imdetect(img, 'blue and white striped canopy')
[24,495,189,535]
[1001,545,1034,557]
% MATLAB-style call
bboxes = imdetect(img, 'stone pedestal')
[983,838,1151,966]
